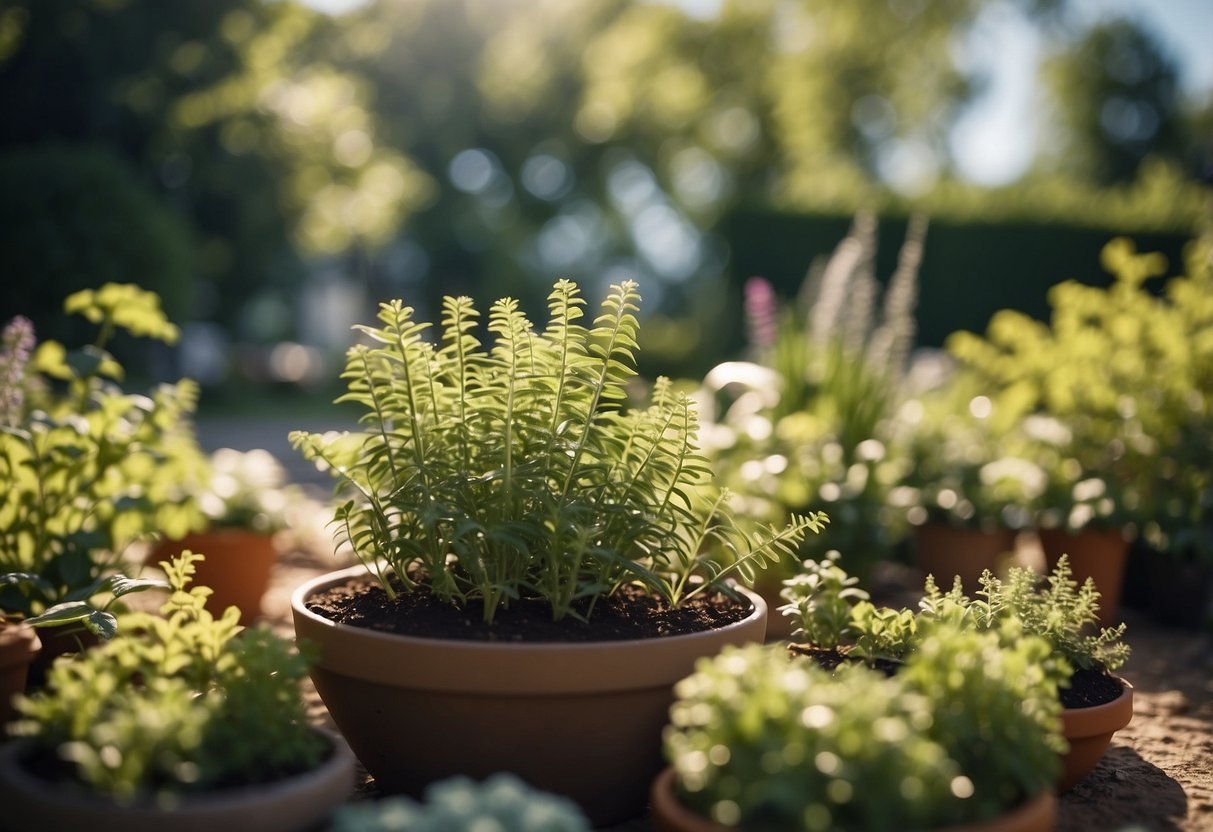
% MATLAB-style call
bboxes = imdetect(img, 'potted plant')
[655,620,1066,831]
[919,555,1133,790]
[289,279,825,825]
[888,374,1044,593]
[0,551,354,831]
[331,773,591,831]
[154,447,321,624]
[0,288,203,672]
[948,237,1213,628]
[697,215,923,634]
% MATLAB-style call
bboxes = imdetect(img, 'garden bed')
[261,548,1213,831]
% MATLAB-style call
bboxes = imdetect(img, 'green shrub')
[11,551,324,803]
[0,145,194,345]
[664,622,1065,831]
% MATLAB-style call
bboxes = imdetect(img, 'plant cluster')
[331,773,591,832]
[0,285,203,622]
[698,215,922,580]
[10,551,325,803]
[919,555,1131,674]
[948,237,1213,554]
[885,371,1047,533]
[292,280,825,623]
[664,622,1065,832]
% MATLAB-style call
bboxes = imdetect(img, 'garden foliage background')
[0,0,1209,393]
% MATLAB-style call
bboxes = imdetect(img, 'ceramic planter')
[292,565,769,826]
[0,621,40,728]
[913,524,1018,594]
[0,728,354,831]
[154,529,279,625]
[1058,677,1133,791]
[649,767,1057,832]
[1038,528,1129,627]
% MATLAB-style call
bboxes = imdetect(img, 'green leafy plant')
[331,773,591,832]
[698,214,923,580]
[918,554,1130,673]
[778,551,915,663]
[0,286,203,624]
[948,237,1213,555]
[10,551,325,803]
[0,571,166,641]
[887,372,1047,533]
[664,622,1065,831]
[292,279,825,623]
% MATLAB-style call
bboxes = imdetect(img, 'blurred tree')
[0,145,194,350]
[0,0,431,339]
[1042,16,1185,185]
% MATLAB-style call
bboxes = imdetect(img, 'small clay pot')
[1059,677,1133,791]
[649,767,1058,832]
[1038,528,1129,628]
[0,621,40,728]
[153,529,278,625]
[913,524,1018,594]
[0,728,354,832]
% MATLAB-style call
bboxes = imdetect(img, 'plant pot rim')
[292,564,768,693]
[650,766,1057,832]
[1061,676,1133,739]
[0,726,354,819]
[0,620,41,658]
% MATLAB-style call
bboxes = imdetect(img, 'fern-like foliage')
[293,280,827,622]
[918,555,1130,672]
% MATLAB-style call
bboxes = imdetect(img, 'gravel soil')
[262,549,1213,832]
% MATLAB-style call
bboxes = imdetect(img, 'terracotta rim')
[293,565,767,694]
[1062,677,1133,739]
[0,622,41,671]
[651,767,1057,832]
[0,728,354,816]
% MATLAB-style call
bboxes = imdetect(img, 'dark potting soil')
[306,575,754,642]
[1061,666,1125,709]
[787,643,902,676]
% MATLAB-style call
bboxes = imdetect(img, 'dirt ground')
[261,548,1213,832]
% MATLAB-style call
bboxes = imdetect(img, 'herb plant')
[10,551,325,802]
[778,552,915,663]
[331,773,591,832]
[919,555,1131,673]
[0,285,203,622]
[698,215,923,580]
[292,280,825,623]
[664,623,1065,831]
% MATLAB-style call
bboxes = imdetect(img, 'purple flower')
[744,276,778,352]
[0,315,36,426]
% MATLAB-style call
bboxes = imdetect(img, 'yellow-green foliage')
[665,623,1064,832]
[12,552,324,803]
[947,237,1213,550]
[0,285,204,617]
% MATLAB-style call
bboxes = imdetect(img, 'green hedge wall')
[721,209,1193,352]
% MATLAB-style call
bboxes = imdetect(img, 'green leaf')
[106,574,172,600]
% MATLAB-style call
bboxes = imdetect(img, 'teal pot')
[292,565,768,826]
[0,728,354,832]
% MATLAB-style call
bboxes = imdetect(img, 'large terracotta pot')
[0,621,40,728]
[0,728,354,832]
[154,529,278,625]
[913,524,1018,594]
[649,767,1057,832]
[1058,677,1133,791]
[1038,528,1129,628]
[292,565,769,826]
